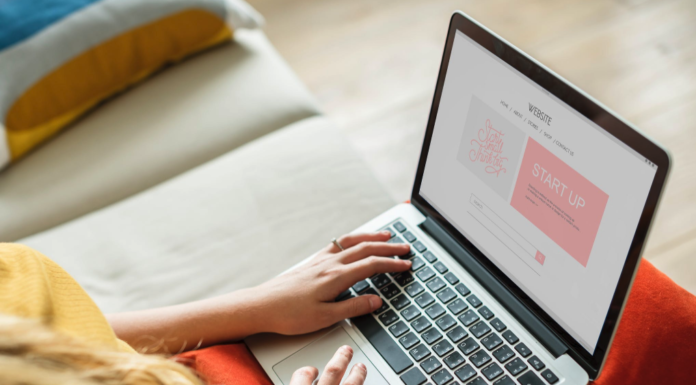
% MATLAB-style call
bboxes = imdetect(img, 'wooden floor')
[247,0,696,294]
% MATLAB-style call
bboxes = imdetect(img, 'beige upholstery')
[0,30,320,242]
[20,117,394,314]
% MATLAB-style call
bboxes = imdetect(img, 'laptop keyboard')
[343,220,560,385]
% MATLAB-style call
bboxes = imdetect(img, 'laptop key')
[454,364,476,382]
[433,261,448,274]
[436,315,457,331]
[416,293,436,308]
[423,328,443,345]
[443,351,465,369]
[541,369,559,384]
[493,375,515,385]
[416,267,436,282]
[379,310,399,326]
[403,306,422,322]
[443,272,459,285]
[515,343,532,357]
[431,369,453,385]
[427,277,446,293]
[374,300,390,315]
[335,289,352,302]
[481,333,503,350]
[401,367,428,385]
[406,282,426,297]
[490,318,506,332]
[447,298,468,315]
[502,330,518,345]
[458,310,480,327]
[371,274,391,289]
[518,371,545,385]
[482,363,504,381]
[420,356,442,374]
[411,257,426,271]
[352,280,370,293]
[437,288,457,304]
[388,236,405,244]
[470,322,491,338]
[395,272,415,287]
[470,351,492,368]
[426,303,446,320]
[413,241,427,253]
[380,283,400,299]
[478,306,494,320]
[458,337,480,355]
[352,314,413,374]
[492,345,515,363]
[400,249,416,259]
[390,321,410,338]
[455,283,471,296]
[466,377,487,385]
[528,356,545,371]
[466,295,482,308]
[400,332,421,350]
[446,325,468,343]
[433,340,454,357]
[504,357,528,376]
[362,288,378,297]
[392,294,412,310]
[404,231,417,243]
[412,316,432,333]
[423,251,437,263]
[410,344,431,361]
[394,221,407,233]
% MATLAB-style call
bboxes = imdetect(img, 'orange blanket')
[177,259,696,384]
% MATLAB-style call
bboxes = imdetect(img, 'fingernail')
[381,231,391,235]
[369,296,381,310]
[356,363,367,371]
[342,345,353,353]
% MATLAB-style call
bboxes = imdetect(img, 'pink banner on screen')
[511,139,609,267]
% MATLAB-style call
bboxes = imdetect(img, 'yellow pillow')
[0,0,263,168]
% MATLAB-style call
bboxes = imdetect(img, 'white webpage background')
[420,31,656,353]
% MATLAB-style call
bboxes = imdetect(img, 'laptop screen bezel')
[410,11,670,377]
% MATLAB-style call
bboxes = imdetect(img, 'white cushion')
[20,117,394,313]
[0,30,320,241]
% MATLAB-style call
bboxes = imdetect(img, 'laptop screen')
[419,30,658,354]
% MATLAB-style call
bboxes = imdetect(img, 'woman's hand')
[290,346,367,385]
[247,231,412,335]
[108,231,411,353]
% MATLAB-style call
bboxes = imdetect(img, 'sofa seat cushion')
[0,29,320,241]
[20,117,394,314]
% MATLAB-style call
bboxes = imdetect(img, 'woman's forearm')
[107,232,411,355]
[106,287,268,354]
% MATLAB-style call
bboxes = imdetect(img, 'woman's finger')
[289,366,319,385]
[317,346,354,385]
[327,232,393,253]
[343,363,368,385]
[339,242,411,263]
[328,294,383,321]
[340,256,411,285]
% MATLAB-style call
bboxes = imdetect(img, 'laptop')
[247,11,670,385]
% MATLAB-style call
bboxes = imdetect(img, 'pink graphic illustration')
[511,138,609,267]
[458,96,526,200]
[469,119,509,176]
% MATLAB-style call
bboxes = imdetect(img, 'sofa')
[1,29,395,313]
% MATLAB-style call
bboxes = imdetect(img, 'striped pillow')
[0,0,262,169]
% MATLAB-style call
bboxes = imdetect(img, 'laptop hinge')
[420,216,568,358]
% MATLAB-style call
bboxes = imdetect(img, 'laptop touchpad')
[272,326,388,385]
